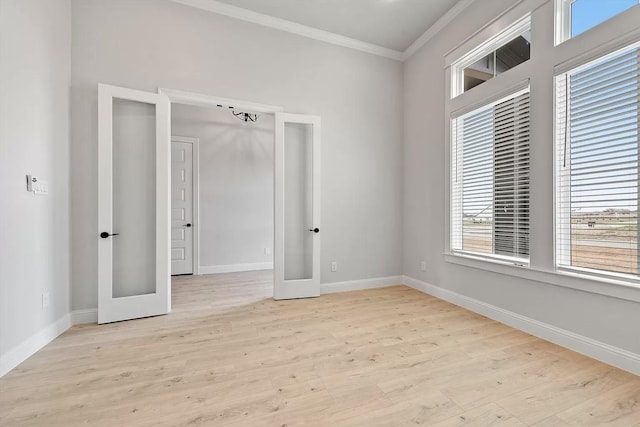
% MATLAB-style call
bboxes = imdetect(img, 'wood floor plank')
[1,270,638,426]
[555,379,640,426]
[496,363,635,425]
[431,403,525,427]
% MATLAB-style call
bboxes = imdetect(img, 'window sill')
[444,252,640,303]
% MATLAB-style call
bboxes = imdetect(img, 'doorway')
[97,85,322,324]
[170,103,274,279]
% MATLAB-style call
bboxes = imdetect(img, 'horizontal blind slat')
[556,43,640,279]
[452,89,530,259]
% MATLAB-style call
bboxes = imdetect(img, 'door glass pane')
[112,99,157,298]
[284,123,313,281]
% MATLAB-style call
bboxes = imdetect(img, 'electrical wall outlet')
[42,292,50,309]
[331,261,338,272]
[420,261,427,271]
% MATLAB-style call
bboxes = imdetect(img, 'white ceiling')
[214,0,462,52]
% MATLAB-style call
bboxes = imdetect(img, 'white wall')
[171,104,274,270]
[70,0,404,310]
[403,0,640,355]
[0,0,71,371]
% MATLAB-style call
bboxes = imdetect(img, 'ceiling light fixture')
[213,103,260,123]
[232,111,259,123]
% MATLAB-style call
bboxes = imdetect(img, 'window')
[556,0,640,45]
[556,41,640,280]
[462,30,531,93]
[452,16,531,97]
[446,0,640,299]
[452,88,531,263]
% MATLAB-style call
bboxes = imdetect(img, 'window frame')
[554,0,574,46]
[555,0,640,45]
[451,15,531,99]
[450,87,532,265]
[444,0,640,302]
[553,39,640,284]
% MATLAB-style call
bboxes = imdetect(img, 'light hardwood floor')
[1,271,639,426]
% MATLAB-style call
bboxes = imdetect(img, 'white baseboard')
[67,274,401,326]
[199,262,273,275]
[321,275,403,294]
[0,314,71,377]
[12,275,633,379]
[71,308,98,325]
[402,275,640,376]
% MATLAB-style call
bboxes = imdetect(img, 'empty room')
[0,0,639,426]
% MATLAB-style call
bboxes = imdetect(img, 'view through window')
[570,0,639,39]
[452,89,531,262]
[463,30,531,92]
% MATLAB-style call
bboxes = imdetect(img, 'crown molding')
[171,0,476,62]
[170,0,405,61]
[402,0,476,60]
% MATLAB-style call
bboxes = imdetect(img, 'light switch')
[26,175,49,195]
[33,179,48,195]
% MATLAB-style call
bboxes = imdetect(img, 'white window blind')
[452,89,531,263]
[556,42,640,279]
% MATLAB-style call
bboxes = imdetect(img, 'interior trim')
[169,0,477,62]
[403,275,640,376]
[0,314,71,378]
[170,0,404,60]
[199,262,273,275]
[444,253,640,303]
[403,0,476,60]
[320,275,404,294]
[159,88,283,114]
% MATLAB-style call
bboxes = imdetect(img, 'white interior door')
[98,84,171,324]
[171,139,194,275]
[274,113,321,300]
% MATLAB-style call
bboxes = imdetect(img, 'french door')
[98,84,171,323]
[274,113,321,299]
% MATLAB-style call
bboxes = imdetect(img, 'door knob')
[308,228,320,233]
[100,232,120,238]
[185,223,192,228]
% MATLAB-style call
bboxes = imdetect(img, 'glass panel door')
[274,113,321,299]
[98,84,170,323]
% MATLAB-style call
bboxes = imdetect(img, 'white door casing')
[171,138,195,275]
[274,113,321,300]
[98,83,171,324]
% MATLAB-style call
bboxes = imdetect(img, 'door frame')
[159,88,284,115]
[171,135,200,276]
